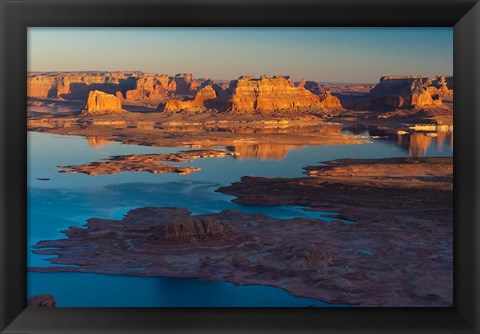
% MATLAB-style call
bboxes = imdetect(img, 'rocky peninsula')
[58,149,239,175]
[31,157,452,307]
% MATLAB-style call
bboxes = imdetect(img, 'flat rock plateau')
[58,149,239,175]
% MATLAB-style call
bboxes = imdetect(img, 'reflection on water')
[342,125,453,158]
[84,126,453,160]
[395,131,453,157]
[227,144,305,160]
[86,137,114,148]
[28,129,453,307]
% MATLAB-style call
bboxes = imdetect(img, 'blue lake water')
[27,129,453,307]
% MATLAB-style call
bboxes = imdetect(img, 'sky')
[28,28,452,83]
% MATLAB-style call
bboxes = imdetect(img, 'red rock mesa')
[368,76,447,109]
[80,90,125,116]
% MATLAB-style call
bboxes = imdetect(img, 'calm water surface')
[27,129,452,307]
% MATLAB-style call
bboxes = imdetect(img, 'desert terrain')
[27,71,453,307]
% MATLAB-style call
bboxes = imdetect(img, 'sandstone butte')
[368,75,451,109]
[162,85,218,112]
[161,75,343,113]
[80,90,125,116]
[230,76,342,113]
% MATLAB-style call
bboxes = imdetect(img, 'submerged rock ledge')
[31,157,452,307]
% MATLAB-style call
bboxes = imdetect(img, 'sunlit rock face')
[125,73,200,103]
[368,76,444,109]
[425,76,453,97]
[27,72,136,100]
[80,90,125,116]
[125,76,170,102]
[229,76,343,113]
[162,85,218,112]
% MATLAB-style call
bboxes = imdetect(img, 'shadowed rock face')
[32,157,452,307]
[229,76,343,113]
[80,90,125,116]
[368,76,444,109]
[28,294,56,307]
[297,79,322,93]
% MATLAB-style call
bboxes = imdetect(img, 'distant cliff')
[368,75,452,110]
[27,72,201,104]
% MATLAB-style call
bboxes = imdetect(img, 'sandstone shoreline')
[30,157,453,307]
[58,149,239,175]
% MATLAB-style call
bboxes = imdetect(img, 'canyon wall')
[27,72,201,104]
[27,72,137,100]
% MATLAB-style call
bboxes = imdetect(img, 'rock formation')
[125,73,200,103]
[58,149,239,175]
[27,72,201,103]
[425,76,453,97]
[229,76,342,113]
[368,76,444,109]
[297,79,322,94]
[148,208,233,242]
[27,72,137,99]
[125,75,171,102]
[28,294,56,307]
[80,90,125,116]
[162,85,218,112]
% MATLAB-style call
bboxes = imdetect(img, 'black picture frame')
[1,0,479,333]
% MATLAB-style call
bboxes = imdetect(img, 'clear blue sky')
[28,28,452,83]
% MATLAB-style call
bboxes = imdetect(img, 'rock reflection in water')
[227,144,305,160]
[397,131,453,157]
[86,137,114,148]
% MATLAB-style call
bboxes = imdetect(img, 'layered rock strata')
[125,73,200,103]
[368,76,444,109]
[162,85,218,112]
[80,90,125,116]
[230,76,342,113]
[27,72,137,99]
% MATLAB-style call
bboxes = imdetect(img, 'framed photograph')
[1,0,479,333]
